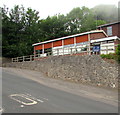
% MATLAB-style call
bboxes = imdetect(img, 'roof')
[32,30,106,46]
[91,36,119,43]
[97,21,120,28]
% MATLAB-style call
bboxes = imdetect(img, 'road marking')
[0,107,4,113]
[25,93,48,101]
[20,105,24,108]
[22,93,44,103]
[42,98,48,101]
[9,94,38,106]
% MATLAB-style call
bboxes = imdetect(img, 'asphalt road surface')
[2,68,118,113]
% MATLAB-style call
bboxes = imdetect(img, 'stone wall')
[3,55,119,88]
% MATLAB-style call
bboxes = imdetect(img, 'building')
[96,21,120,54]
[97,21,120,38]
[32,30,107,57]
[32,21,120,58]
[91,36,120,54]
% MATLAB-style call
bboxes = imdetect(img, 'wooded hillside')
[1,4,118,57]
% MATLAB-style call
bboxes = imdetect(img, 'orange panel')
[64,37,74,45]
[34,45,42,50]
[76,35,88,43]
[44,42,52,49]
[53,40,62,47]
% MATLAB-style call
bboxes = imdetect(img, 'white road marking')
[0,107,4,113]
[9,94,38,106]
[25,93,48,101]
[22,93,44,103]
[20,105,24,108]
[43,98,49,101]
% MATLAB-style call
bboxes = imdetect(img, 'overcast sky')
[1,0,119,19]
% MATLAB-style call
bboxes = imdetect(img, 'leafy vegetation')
[100,44,120,63]
[116,44,120,63]
[1,4,118,58]
[100,54,115,59]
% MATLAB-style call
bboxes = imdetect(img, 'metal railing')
[12,44,116,62]
[12,55,34,62]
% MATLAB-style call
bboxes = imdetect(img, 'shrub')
[116,44,120,63]
[100,54,115,59]
[116,44,120,55]
[100,44,120,63]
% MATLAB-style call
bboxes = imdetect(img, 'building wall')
[34,32,108,56]
[100,42,115,54]
[34,45,42,50]
[64,37,74,45]
[44,42,52,49]
[90,32,106,40]
[76,35,88,43]
[98,23,120,37]
[53,40,62,47]
[34,35,89,53]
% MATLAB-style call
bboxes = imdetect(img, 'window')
[107,26,112,36]
[108,40,114,43]
[101,41,107,44]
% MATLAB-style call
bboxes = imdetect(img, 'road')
[2,68,118,113]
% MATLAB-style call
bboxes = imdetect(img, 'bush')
[116,44,120,63]
[116,44,120,55]
[100,44,120,63]
[100,54,115,59]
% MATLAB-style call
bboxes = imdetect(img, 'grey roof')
[97,21,120,28]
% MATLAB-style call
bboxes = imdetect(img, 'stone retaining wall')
[3,55,119,88]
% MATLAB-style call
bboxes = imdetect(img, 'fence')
[12,44,116,62]
[12,55,34,62]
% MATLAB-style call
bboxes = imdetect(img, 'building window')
[107,26,112,36]
[101,41,107,44]
[108,40,114,43]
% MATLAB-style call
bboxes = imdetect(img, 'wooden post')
[23,56,25,62]
[17,57,19,62]
[30,55,32,61]
[70,48,72,54]
[12,58,13,63]
[57,49,59,56]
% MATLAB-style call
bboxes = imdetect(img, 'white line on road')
[22,93,44,103]
[9,94,39,106]
[0,107,4,113]
[25,93,46,102]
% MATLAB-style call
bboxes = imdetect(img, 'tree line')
[1,4,118,58]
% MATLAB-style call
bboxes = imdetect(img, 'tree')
[65,7,82,34]
[1,4,115,58]
[2,5,41,57]
[39,14,68,41]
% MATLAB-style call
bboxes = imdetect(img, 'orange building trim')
[34,45,42,50]
[76,35,88,43]
[44,42,52,49]
[53,40,62,47]
[64,37,74,45]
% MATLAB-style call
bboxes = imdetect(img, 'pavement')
[1,67,118,113]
